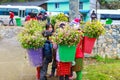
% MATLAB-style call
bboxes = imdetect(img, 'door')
[19,10,25,18]
[18,10,25,25]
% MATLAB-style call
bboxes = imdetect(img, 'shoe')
[69,76,74,80]
[45,76,47,80]
[49,74,54,77]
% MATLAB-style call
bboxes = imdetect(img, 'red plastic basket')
[83,36,96,54]
[57,62,71,76]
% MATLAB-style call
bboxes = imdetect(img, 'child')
[44,23,58,77]
[49,22,67,78]
[45,23,54,33]
[25,13,31,21]
[37,13,43,21]
[72,31,84,80]
[49,42,58,77]
[40,23,54,80]
[56,23,71,80]
[40,36,53,80]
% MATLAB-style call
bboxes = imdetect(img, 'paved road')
[0,37,58,80]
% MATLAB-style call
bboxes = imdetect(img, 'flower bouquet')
[83,20,106,38]
[18,20,46,49]
[83,20,106,53]
[51,24,83,62]
[51,13,68,26]
[18,20,46,67]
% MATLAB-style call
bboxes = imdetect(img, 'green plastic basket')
[58,45,76,62]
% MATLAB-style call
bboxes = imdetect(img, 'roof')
[0,5,43,9]
[1,0,48,6]
[47,0,89,3]
[47,0,69,3]
[48,10,90,13]
[79,10,90,13]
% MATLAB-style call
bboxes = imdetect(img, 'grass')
[82,56,120,80]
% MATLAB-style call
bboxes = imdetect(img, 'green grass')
[83,57,120,80]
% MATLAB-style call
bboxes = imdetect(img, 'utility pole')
[69,0,79,22]
[96,0,98,16]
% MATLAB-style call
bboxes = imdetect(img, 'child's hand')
[72,61,76,66]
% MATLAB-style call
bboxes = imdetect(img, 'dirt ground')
[0,35,60,80]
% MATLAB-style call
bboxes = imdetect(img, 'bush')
[92,54,120,63]
[91,54,105,62]
[55,13,68,22]
[50,16,57,26]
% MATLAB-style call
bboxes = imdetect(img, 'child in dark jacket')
[40,38,53,80]
[40,23,54,80]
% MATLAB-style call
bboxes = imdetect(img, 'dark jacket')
[43,40,53,63]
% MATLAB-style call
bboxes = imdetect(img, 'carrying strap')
[77,38,84,53]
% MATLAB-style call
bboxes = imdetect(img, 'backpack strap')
[49,42,52,55]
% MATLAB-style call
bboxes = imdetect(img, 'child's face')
[48,25,53,32]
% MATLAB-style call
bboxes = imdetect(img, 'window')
[19,10,25,18]
[55,3,59,8]
[79,2,83,9]
[0,8,8,15]
[25,8,38,16]
[0,8,19,16]
[101,14,120,20]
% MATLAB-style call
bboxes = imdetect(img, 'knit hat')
[74,18,80,23]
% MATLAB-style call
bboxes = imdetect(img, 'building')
[47,0,100,21]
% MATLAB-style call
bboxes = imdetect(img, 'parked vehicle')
[0,5,45,26]
[97,9,120,24]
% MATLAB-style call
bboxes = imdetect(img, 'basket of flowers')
[18,20,46,67]
[51,13,68,26]
[51,24,83,62]
[83,20,106,53]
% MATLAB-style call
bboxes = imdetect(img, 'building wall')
[83,2,90,10]
[47,0,90,12]
[81,2,90,21]
[47,2,69,12]
[47,0,92,21]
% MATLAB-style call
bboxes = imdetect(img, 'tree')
[98,0,120,9]
[107,1,120,9]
